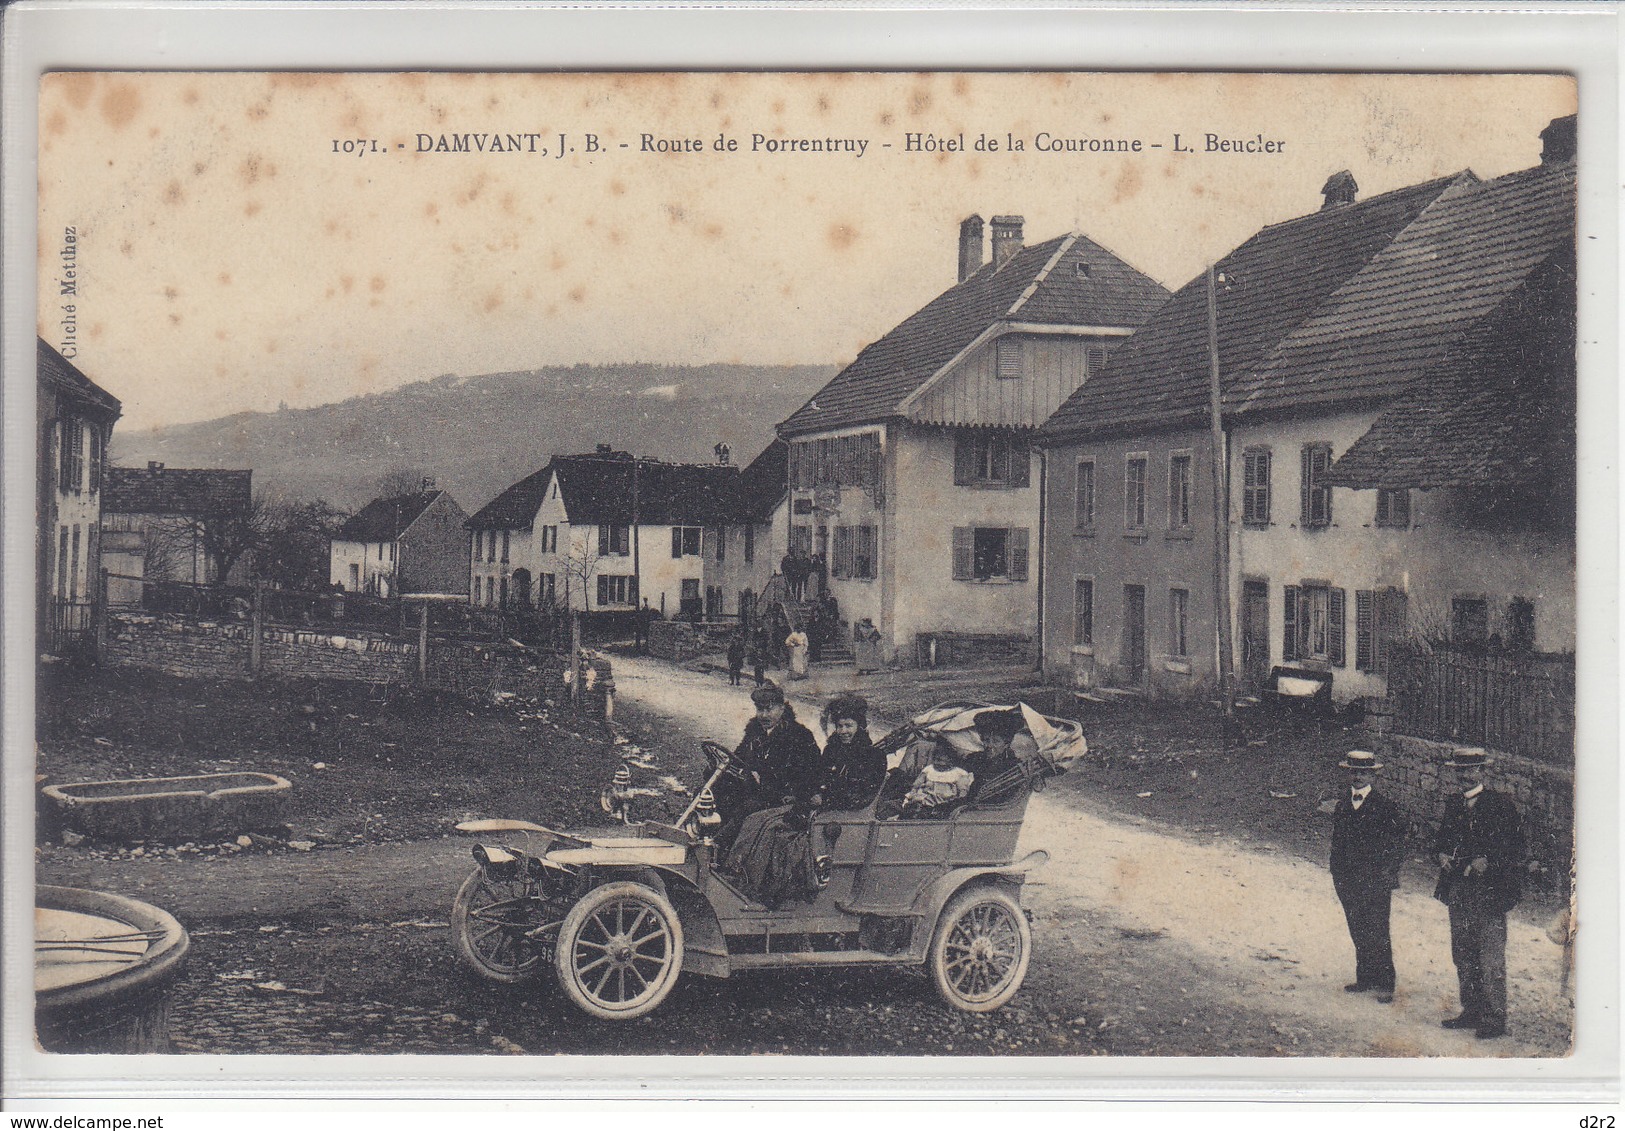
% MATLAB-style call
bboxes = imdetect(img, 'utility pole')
[1207,265,1236,731]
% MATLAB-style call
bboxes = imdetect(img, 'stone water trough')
[36,885,191,1052]
[42,771,291,842]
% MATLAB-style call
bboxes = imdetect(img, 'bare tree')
[258,496,349,591]
[138,520,191,583]
[557,538,604,613]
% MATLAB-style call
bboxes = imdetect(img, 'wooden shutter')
[671,527,683,558]
[1355,590,1375,672]
[1008,528,1029,581]
[952,527,973,580]
[1299,447,1313,526]
[953,433,974,485]
[1010,437,1031,487]
[1328,588,1346,666]
[1282,584,1300,661]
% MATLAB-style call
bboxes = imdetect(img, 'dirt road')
[610,654,1574,1057]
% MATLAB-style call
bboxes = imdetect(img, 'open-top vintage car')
[450,701,1085,1020]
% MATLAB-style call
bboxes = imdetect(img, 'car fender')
[911,849,1049,924]
[653,868,731,979]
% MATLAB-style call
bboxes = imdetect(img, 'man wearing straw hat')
[1433,746,1524,1040]
[1330,750,1408,1004]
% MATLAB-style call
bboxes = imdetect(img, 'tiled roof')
[1039,174,1467,441]
[1324,251,1575,490]
[335,491,447,543]
[735,438,788,522]
[1230,162,1576,419]
[38,339,121,420]
[104,465,252,517]
[780,233,1169,437]
[468,453,742,530]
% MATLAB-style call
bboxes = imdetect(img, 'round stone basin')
[43,771,290,842]
[36,886,190,1053]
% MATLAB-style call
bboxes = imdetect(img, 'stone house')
[466,450,739,617]
[1037,117,1576,706]
[778,214,1169,666]
[37,339,121,650]
[101,463,254,602]
[328,487,470,597]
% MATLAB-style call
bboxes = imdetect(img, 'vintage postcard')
[12,42,1612,1101]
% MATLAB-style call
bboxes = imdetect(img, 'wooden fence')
[1389,643,1575,766]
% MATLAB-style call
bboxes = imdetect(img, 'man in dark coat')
[1433,746,1524,1040]
[1329,750,1408,1003]
[713,683,821,848]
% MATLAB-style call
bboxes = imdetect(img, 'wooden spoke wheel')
[928,886,1031,1013]
[555,881,684,1020]
[451,868,552,984]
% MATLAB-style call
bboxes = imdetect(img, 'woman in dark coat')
[818,695,888,811]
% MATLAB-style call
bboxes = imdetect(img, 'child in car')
[899,744,974,819]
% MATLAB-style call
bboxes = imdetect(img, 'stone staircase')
[781,599,854,664]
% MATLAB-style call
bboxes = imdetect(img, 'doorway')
[1241,579,1271,690]
[1122,584,1147,687]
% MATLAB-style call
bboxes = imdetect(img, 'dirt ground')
[31,658,1574,1058]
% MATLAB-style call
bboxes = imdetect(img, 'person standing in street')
[1329,751,1408,1004]
[1434,746,1524,1040]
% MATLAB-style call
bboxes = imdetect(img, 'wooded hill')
[110,362,834,513]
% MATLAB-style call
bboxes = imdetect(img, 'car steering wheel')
[701,740,753,784]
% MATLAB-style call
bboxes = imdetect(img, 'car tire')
[927,884,1031,1013]
[555,880,684,1020]
[451,867,551,984]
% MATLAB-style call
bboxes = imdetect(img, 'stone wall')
[1373,729,1573,891]
[648,619,736,663]
[103,611,613,716]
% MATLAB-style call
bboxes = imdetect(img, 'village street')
[35,654,1571,1059]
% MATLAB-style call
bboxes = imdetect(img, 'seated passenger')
[964,709,1039,804]
[818,695,888,811]
[714,683,821,850]
[898,746,974,819]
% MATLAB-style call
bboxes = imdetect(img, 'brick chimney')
[1541,114,1576,165]
[1321,170,1358,210]
[990,215,1024,270]
[957,214,984,282]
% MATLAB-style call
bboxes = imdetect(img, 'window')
[1451,598,1489,647]
[1375,488,1411,529]
[598,524,630,556]
[1506,598,1535,652]
[1300,443,1333,528]
[995,338,1022,380]
[1356,588,1409,674]
[485,576,495,606]
[597,574,637,607]
[1284,583,1346,665]
[349,563,360,591]
[953,431,1031,488]
[790,525,813,556]
[57,527,68,598]
[58,417,84,496]
[70,526,81,600]
[1075,460,1095,529]
[1167,453,1192,529]
[1168,588,1189,657]
[88,427,101,495]
[540,525,558,554]
[537,573,557,607]
[951,526,1029,582]
[832,525,877,580]
[1124,455,1148,529]
[1242,448,1271,527]
[500,531,509,564]
[1085,338,1113,376]
[484,531,495,563]
[714,527,725,562]
[1074,579,1094,646]
[744,524,755,563]
[671,526,702,558]
[789,431,882,492]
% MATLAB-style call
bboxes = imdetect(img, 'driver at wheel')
[713,683,821,849]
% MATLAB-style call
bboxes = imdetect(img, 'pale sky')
[37,72,1575,432]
